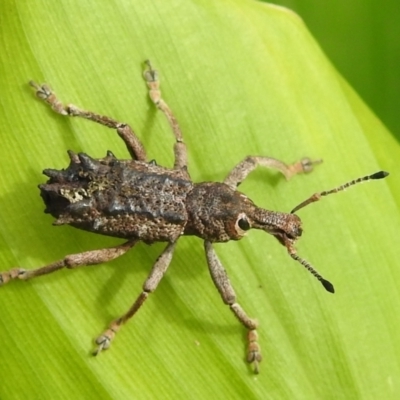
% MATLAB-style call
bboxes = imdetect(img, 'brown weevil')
[0,61,388,374]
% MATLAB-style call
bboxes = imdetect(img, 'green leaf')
[0,1,399,399]
[261,0,400,142]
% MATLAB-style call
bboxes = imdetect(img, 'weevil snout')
[251,208,303,242]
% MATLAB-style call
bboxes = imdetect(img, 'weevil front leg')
[0,240,137,285]
[29,81,147,161]
[143,61,188,172]
[204,241,262,374]
[224,155,322,190]
[94,241,177,355]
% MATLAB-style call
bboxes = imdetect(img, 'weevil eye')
[236,213,251,232]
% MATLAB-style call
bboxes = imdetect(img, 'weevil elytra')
[0,61,388,374]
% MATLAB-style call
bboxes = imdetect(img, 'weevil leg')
[204,241,262,374]
[224,155,322,190]
[0,240,137,285]
[143,60,188,172]
[29,81,147,161]
[94,241,177,355]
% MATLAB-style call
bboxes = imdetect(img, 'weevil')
[0,61,388,374]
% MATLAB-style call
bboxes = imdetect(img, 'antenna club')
[322,279,335,293]
[371,171,389,179]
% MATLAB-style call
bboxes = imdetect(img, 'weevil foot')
[247,330,262,374]
[143,60,161,105]
[291,157,323,176]
[143,60,158,84]
[93,320,121,355]
[29,81,68,115]
[94,334,112,355]
[0,268,27,286]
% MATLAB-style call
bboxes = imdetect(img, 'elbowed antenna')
[284,170,389,292]
[284,240,335,293]
[291,171,389,214]
[290,252,335,293]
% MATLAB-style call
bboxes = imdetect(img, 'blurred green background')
[266,0,400,141]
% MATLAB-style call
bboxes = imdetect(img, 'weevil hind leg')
[143,61,188,173]
[204,241,262,374]
[224,155,322,190]
[94,241,177,355]
[0,240,137,285]
[29,81,147,161]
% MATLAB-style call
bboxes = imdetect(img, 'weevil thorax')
[184,182,303,246]
[184,182,256,242]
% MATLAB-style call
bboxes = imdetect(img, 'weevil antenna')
[291,171,389,214]
[289,251,335,293]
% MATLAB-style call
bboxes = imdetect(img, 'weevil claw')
[247,330,262,374]
[93,336,111,355]
[93,324,120,355]
[0,268,27,285]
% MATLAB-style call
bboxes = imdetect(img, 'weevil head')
[185,182,303,245]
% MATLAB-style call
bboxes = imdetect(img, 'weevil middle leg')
[143,60,188,172]
[94,241,177,354]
